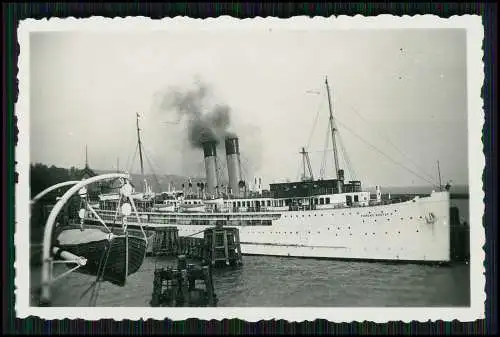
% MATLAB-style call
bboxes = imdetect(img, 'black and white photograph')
[16,15,484,321]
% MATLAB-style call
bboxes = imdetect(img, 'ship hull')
[177,191,451,263]
[55,226,147,286]
[97,191,451,263]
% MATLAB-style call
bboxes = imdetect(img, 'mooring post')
[187,264,196,291]
[171,269,179,307]
[151,269,162,307]
[180,269,189,307]
[203,265,215,306]
[234,229,243,265]
[223,230,229,265]
[211,229,216,265]
[173,229,179,255]
[177,254,187,270]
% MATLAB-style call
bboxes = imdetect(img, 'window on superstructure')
[320,198,324,205]
[267,200,271,207]
[314,198,318,204]
[325,197,330,204]
[354,195,359,202]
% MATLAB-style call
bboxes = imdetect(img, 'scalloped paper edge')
[15,14,485,322]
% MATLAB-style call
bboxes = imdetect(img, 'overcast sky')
[30,27,468,188]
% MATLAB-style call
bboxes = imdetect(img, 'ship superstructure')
[94,77,454,263]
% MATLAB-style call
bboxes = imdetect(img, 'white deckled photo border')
[15,15,485,322]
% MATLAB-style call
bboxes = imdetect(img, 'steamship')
[93,78,455,263]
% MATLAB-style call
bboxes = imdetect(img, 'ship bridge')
[269,179,362,199]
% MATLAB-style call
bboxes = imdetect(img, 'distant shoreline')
[30,162,469,196]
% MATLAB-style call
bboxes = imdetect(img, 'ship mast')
[136,112,145,192]
[300,147,314,181]
[437,160,442,191]
[85,145,89,169]
[325,77,341,180]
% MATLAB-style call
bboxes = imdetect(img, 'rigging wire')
[337,131,357,181]
[319,125,330,179]
[78,239,112,306]
[306,93,326,149]
[124,136,139,171]
[238,154,256,182]
[127,142,139,174]
[345,103,438,184]
[333,117,439,187]
[142,146,162,191]
[296,153,303,181]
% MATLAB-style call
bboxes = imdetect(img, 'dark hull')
[57,231,147,287]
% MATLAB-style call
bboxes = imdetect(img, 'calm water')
[31,255,470,307]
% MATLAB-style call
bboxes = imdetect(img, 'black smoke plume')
[160,81,235,149]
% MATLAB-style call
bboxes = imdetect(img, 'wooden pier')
[150,255,217,307]
[150,226,179,256]
[149,226,243,268]
[203,227,243,268]
[179,236,205,259]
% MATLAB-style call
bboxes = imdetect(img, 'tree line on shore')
[30,163,84,201]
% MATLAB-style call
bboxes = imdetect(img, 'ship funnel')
[225,136,242,197]
[202,141,218,196]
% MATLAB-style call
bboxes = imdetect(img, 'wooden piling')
[150,256,218,307]
[151,226,179,256]
[203,227,243,268]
